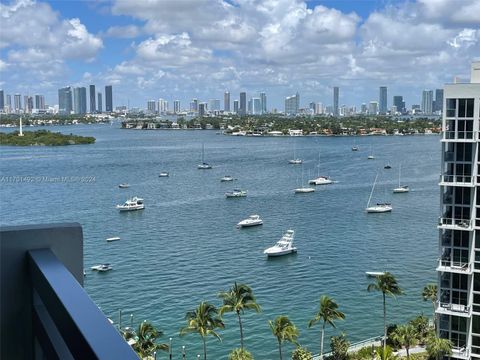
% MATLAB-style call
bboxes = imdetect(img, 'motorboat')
[159,172,169,177]
[288,159,303,164]
[106,236,121,242]
[237,215,263,228]
[116,197,144,211]
[225,189,247,198]
[308,176,333,185]
[221,175,234,182]
[91,263,112,271]
[352,146,358,151]
[366,271,385,277]
[367,155,375,160]
[365,173,392,213]
[393,164,409,193]
[118,183,130,188]
[294,187,315,193]
[384,164,392,169]
[264,230,297,257]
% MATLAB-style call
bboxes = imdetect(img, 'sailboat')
[365,173,392,213]
[295,164,315,193]
[309,151,333,185]
[393,164,409,193]
[367,145,375,159]
[198,144,212,169]
[352,138,358,151]
[288,140,303,164]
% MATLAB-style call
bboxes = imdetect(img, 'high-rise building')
[73,87,87,114]
[233,100,239,114]
[89,85,96,113]
[239,92,246,116]
[174,100,180,114]
[285,92,299,115]
[158,99,168,114]
[393,96,405,114]
[251,97,261,115]
[35,95,45,110]
[422,90,434,115]
[435,89,444,113]
[192,99,198,112]
[361,103,367,114]
[333,87,339,117]
[437,61,480,360]
[6,94,11,113]
[14,94,21,112]
[368,101,378,115]
[147,100,156,113]
[198,103,206,117]
[208,99,220,112]
[260,92,267,114]
[0,90,4,112]
[224,91,230,112]
[105,85,113,112]
[379,86,387,114]
[97,92,102,113]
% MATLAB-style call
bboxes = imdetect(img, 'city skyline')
[0,0,479,109]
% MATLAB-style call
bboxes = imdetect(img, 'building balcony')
[436,259,473,274]
[435,301,471,317]
[452,345,470,359]
[442,130,477,142]
[438,217,472,230]
[0,223,138,360]
[439,175,475,187]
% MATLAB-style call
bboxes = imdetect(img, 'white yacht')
[393,164,409,193]
[308,176,333,185]
[118,183,130,188]
[264,230,297,257]
[221,175,234,182]
[91,263,112,271]
[237,215,263,228]
[106,236,121,242]
[294,187,315,193]
[225,189,247,198]
[366,173,392,213]
[116,197,145,211]
[159,172,169,177]
[288,159,303,164]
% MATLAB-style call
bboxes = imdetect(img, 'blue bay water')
[0,125,440,359]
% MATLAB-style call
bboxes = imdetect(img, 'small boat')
[91,263,112,271]
[367,155,375,160]
[384,164,392,169]
[221,175,234,182]
[198,144,212,169]
[308,176,333,185]
[294,187,315,193]
[393,164,409,193]
[118,183,130,188]
[264,230,297,257]
[106,236,121,242]
[365,173,392,213]
[225,189,247,198]
[288,159,303,164]
[116,197,145,211]
[237,215,263,228]
[366,271,385,277]
[352,146,358,151]
[159,172,169,177]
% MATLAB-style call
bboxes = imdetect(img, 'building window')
[446,99,456,117]
[458,98,474,118]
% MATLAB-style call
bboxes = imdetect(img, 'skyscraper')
[97,92,102,113]
[0,90,4,112]
[105,85,113,112]
[14,94,21,112]
[6,94,11,113]
[35,95,45,110]
[89,85,96,113]
[174,100,180,113]
[239,92,246,116]
[437,61,480,360]
[435,89,444,113]
[58,87,73,115]
[260,92,267,114]
[333,87,339,117]
[393,96,405,114]
[158,99,168,114]
[368,101,378,115]
[285,92,299,115]
[198,103,206,117]
[233,100,239,114]
[251,97,261,115]
[73,87,87,114]
[421,90,434,115]
[208,99,220,111]
[379,86,387,114]
[224,91,230,112]
[147,100,156,113]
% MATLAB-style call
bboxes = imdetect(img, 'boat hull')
[237,221,263,227]
[393,187,409,193]
[117,205,145,211]
[308,178,332,185]
[365,206,392,213]
[294,188,315,193]
[265,248,297,257]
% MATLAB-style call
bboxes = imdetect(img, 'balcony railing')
[437,259,472,273]
[436,301,471,316]
[452,345,470,359]
[438,217,472,229]
[440,174,474,186]
[442,130,476,141]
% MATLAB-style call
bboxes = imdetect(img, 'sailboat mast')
[202,143,205,163]
[398,164,401,187]
[367,173,378,207]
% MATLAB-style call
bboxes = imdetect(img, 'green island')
[0,130,96,146]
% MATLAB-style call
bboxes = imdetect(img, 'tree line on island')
[0,130,95,146]
[119,274,452,360]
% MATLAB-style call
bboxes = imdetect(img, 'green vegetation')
[218,282,261,351]
[291,346,314,360]
[391,325,418,359]
[228,348,254,360]
[308,295,345,358]
[269,315,299,360]
[421,284,437,330]
[0,113,111,126]
[330,333,350,360]
[425,335,452,360]
[121,320,169,358]
[0,130,95,146]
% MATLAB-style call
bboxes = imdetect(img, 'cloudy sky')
[1,0,479,110]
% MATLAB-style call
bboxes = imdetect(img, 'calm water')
[0,125,440,359]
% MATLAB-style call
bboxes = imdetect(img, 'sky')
[0,0,479,111]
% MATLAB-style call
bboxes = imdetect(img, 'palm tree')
[269,315,299,360]
[367,272,403,354]
[426,335,452,360]
[180,301,225,360]
[422,284,438,329]
[307,295,345,359]
[391,324,417,359]
[122,320,169,358]
[218,282,261,350]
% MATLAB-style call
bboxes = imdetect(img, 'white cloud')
[105,25,142,39]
